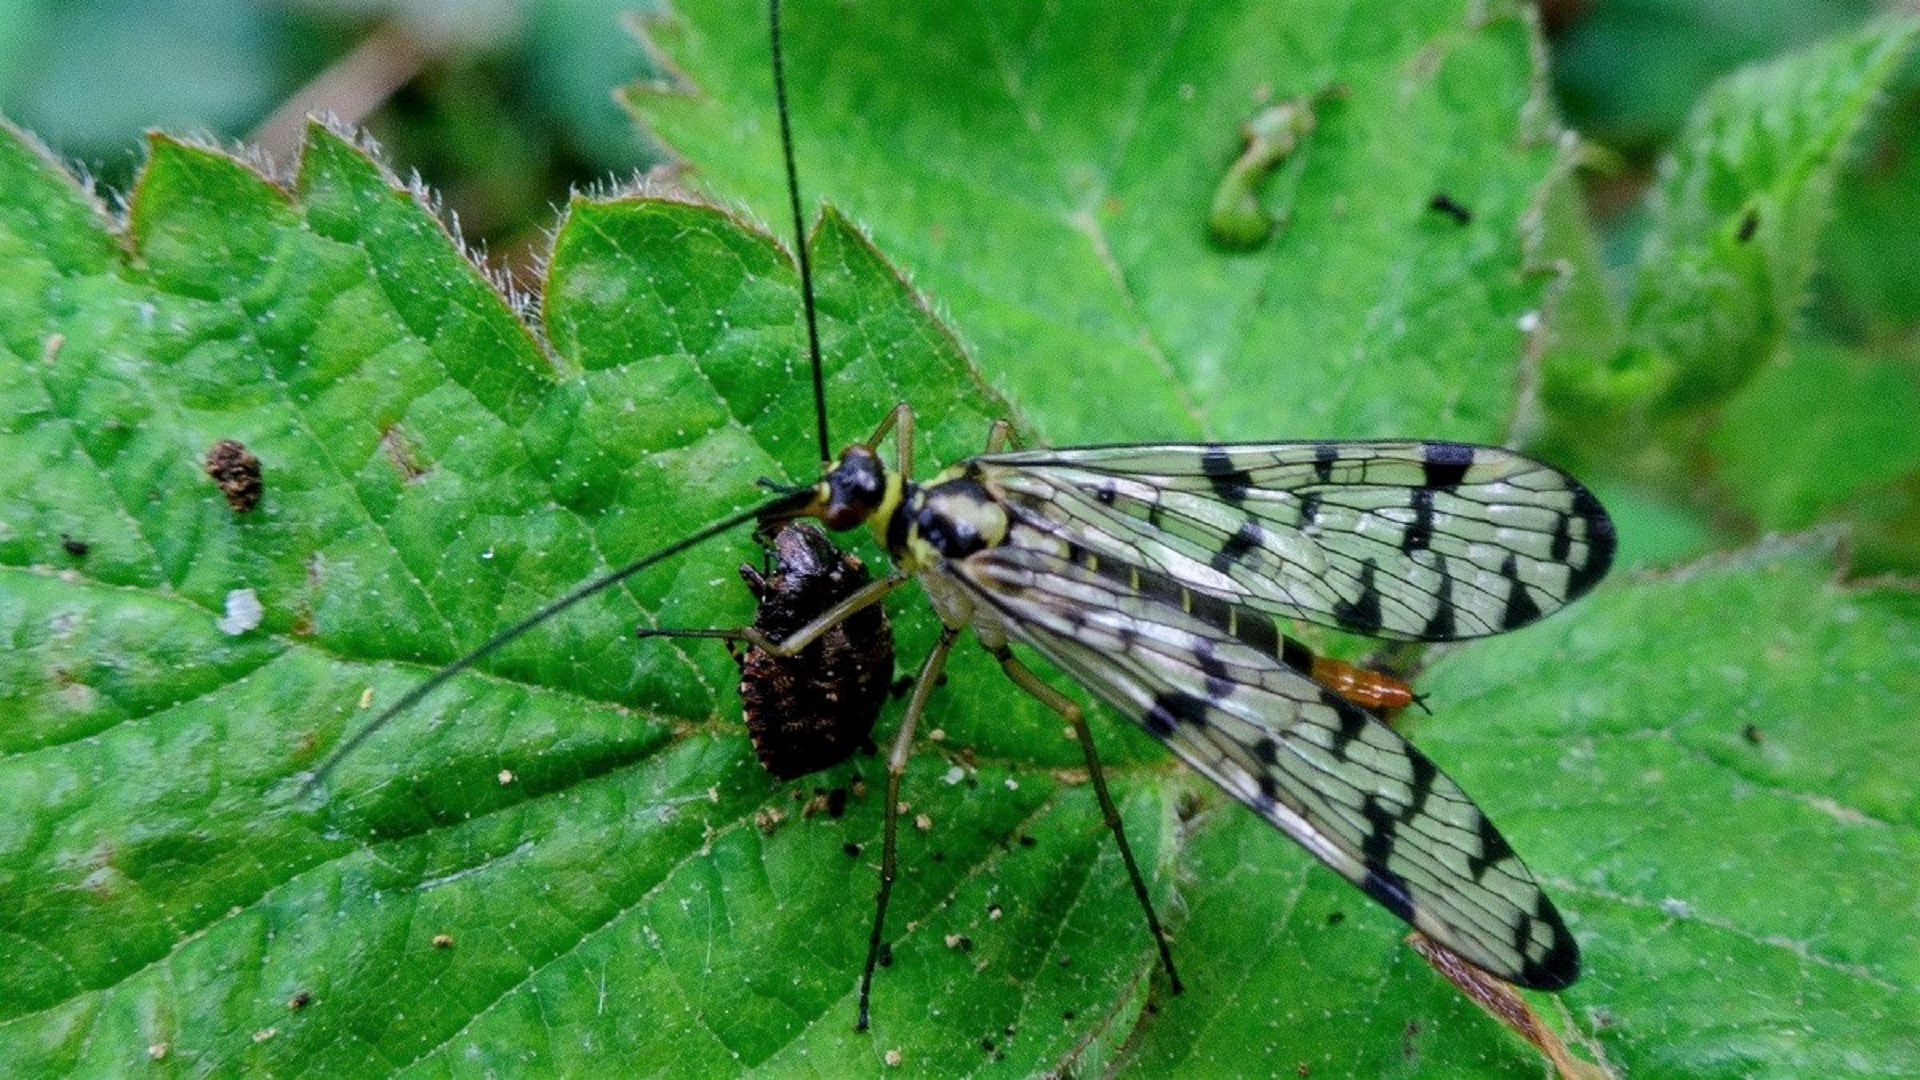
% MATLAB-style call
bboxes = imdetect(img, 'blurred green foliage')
[0,0,665,256]
[1550,0,1886,155]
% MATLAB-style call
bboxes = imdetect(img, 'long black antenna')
[770,0,831,465]
[303,494,789,794]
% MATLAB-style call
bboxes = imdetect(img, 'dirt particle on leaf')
[1427,191,1473,225]
[380,424,428,482]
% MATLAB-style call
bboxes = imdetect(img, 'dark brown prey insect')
[727,522,895,779]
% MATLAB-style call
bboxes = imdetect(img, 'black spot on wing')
[1499,553,1543,628]
[1331,558,1384,635]
[1145,691,1209,738]
[1360,797,1398,865]
[1323,691,1369,758]
[1255,772,1280,806]
[1404,751,1439,820]
[1196,647,1234,700]
[1404,488,1434,553]
[1467,809,1517,882]
[1355,798,1416,925]
[1313,442,1339,484]
[1201,445,1254,504]
[1420,557,1457,640]
[1421,441,1474,488]
[1297,492,1321,528]
[1209,518,1264,573]
[1565,484,1616,598]
[1516,899,1582,990]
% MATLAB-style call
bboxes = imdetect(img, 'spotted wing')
[950,544,1580,989]
[976,441,1614,641]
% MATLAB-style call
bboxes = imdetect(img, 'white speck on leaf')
[216,589,263,635]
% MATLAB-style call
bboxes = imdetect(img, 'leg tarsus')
[856,624,960,1032]
[991,649,1184,996]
